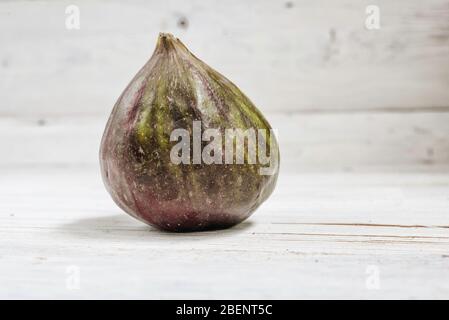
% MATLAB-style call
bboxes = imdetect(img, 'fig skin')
[100,33,279,232]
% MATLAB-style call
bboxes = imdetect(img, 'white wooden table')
[1,165,448,299]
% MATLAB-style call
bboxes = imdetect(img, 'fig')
[100,33,279,232]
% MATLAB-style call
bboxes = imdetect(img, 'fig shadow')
[60,213,254,240]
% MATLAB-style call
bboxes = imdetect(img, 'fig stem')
[155,33,191,56]
[156,33,178,52]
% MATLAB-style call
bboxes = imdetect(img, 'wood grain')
[1,167,448,299]
[0,0,448,116]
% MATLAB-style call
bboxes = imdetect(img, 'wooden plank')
[0,0,448,116]
[1,112,448,170]
[0,167,448,299]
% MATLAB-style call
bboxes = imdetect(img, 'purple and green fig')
[100,33,279,232]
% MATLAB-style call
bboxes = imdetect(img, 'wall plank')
[0,0,448,116]
[1,112,448,170]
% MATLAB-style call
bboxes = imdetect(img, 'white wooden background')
[0,0,449,299]
[1,0,449,116]
[0,0,448,169]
